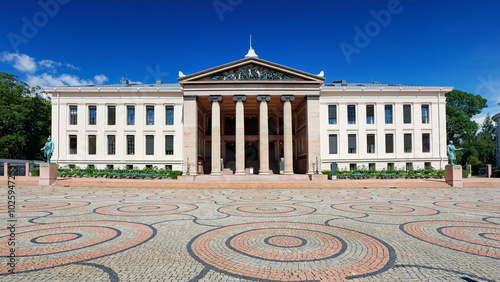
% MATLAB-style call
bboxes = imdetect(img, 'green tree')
[0,72,51,160]
[446,90,487,142]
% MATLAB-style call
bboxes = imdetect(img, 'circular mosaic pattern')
[0,201,89,212]
[331,203,439,216]
[434,201,500,213]
[401,221,500,259]
[94,202,197,216]
[0,221,155,274]
[305,195,372,201]
[218,204,315,217]
[227,195,292,202]
[378,194,452,201]
[188,222,394,281]
[66,194,138,200]
[146,194,213,201]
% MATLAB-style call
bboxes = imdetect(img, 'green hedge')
[57,165,182,179]
[30,168,40,176]
[321,166,444,179]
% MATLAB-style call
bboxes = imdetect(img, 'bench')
[350,173,366,179]
[138,173,153,179]
[380,173,396,179]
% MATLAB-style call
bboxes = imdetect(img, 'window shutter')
[146,136,154,155]
[329,135,337,154]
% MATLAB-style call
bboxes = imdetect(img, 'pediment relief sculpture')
[209,65,296,81]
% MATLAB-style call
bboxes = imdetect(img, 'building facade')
[46,51,452,174]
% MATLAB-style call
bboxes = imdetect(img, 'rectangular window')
[329,134,337,154]
[385,134,394,153]
[369,163,376,171]
[88,135,96,155]
[127,106,135,125]
[108,106,116,125]
[424,162,431,170]
[403,104,411,124]
[69,106,77,125]
[165,135,174,155]
[421,104,429,124]
[69,135,77,154]
[89,105,96,125]
[350,164,357,171]
[347,105,356,124]
[406,162,413,170]
[385,105,393,124]
[106,164,114,170]
[107,135,115,155]
[366,105,374,124]
[165,105,174,125]
[146,106,154,125]
[126,165,133,170]
[387,163,394,170]
[328,105,337,124]
[404,133,412,153]
[367,134,375,153]
[146,135,154,155]
[348,134,356,153]
[422,133,430,153]
[127,135,135,155]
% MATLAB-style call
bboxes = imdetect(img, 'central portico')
[179,51,325,177]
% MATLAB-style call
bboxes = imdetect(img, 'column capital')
[305,95,320,100]
[183,95,198,101]
[280,95,295,103]
[233,95,247,103]
[257,95,271,103]
[208,95,223,103]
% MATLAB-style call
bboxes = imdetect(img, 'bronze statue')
[41,137,55,163]
[447,140,462,166]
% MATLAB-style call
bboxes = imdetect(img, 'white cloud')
[65,63,80,70]
[27,73,93,87]
[94,74,108,84]
[1,52,37,73]
[39,59,62,69]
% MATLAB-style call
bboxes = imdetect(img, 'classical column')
[306,95,321,174]
[209,95,223,176]
[183,95,198,175]
[281,95,295,175]
[233,95,246,175]
[257,95,271,174]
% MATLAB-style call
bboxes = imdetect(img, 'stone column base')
[445,165,462,187]
[40,164,57,186]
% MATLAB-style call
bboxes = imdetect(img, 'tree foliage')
[446,89,487,142]
[447,89,497,170]
[0,72,51,160]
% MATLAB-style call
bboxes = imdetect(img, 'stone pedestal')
[445,165,462,187]
[40,164,57,186]
[25,162,30,176]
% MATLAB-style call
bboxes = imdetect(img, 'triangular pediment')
[178,58,325,85]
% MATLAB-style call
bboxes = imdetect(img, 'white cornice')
[44,87,182,93]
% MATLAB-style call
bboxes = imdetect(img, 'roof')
[73,83,181,88]
[323,82,451,88]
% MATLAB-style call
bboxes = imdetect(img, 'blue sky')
[1,0,500,122]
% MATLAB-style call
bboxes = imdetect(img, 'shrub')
[493,169,500,178]
[322,170,332,180]
[30,168,40,176]
[169,170,183,179]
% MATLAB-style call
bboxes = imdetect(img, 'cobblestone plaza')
[1,186,499,281]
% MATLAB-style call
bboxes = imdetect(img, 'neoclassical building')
[46,48,453,176]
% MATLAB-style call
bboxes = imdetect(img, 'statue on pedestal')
[41,137,55,164]
[447,140,462,166]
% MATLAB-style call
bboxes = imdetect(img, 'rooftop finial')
[245,35,258,58]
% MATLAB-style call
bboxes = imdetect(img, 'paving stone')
[0,186,498,281]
